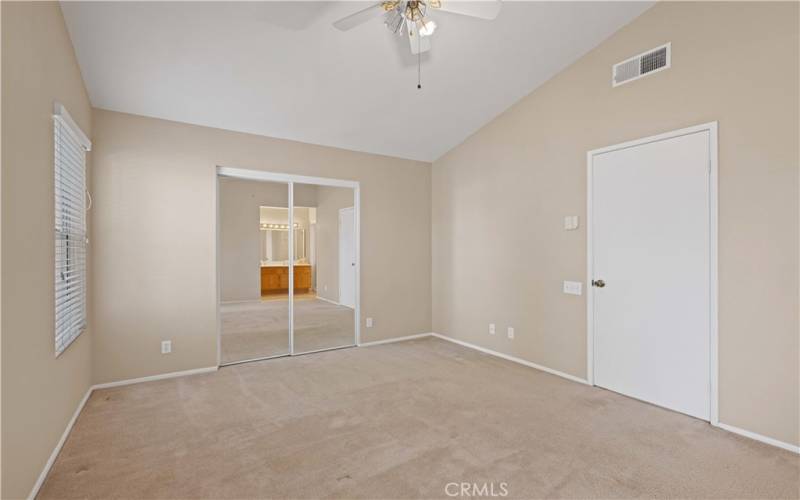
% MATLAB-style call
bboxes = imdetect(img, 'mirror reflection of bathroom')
[219,178,290,364]
[293,184,356,354]
[259,206,314,299]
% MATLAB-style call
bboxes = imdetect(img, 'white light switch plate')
[366,317,373,328]
[563,281,583,295]
[564,215,580,231]
[161,340,172,354]
[489,323,496,335]
[507,327,515,339]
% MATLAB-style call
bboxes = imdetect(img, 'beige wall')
[91,109,431,384]
[315,185,356,303]
[1,2,93,498]
[432,1,799,446]
[219,178,316,302]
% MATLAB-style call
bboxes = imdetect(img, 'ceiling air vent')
[612,43,671,87]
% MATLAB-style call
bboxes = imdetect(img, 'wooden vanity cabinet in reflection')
[261,264,312,295]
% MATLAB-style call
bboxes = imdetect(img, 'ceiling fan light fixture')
[384,7,405,34]
[418,19,436,37]
[404,0,427,22]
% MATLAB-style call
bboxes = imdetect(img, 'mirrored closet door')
[219,177,291,365]
[292,183,356,354]
[217,168,358,366]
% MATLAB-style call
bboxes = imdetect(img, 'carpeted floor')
[220,297,355,363]
[39,338,799,499]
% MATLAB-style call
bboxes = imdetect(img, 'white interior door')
[591,129,712,420]
[338,207,356,308]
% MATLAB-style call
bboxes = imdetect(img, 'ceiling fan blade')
[333,2,385,31]
[408,30,431,55]
[435,0,501,20]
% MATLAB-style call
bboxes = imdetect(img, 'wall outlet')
[507,327,515,340]
[563,280,583,296]
[366,317,373,328]
[161,340,172,354]
[489,323,496,335]
[564,215,580,231]
[324,285,328,292]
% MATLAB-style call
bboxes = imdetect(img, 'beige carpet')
[220,297,355,363]
[39,338,799,499]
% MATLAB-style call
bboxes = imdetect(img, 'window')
[53,103,91,356]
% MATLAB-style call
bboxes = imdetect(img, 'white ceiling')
[61,1,652,162]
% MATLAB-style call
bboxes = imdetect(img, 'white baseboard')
[92,366,218,390]
[430,333,590,386]
[28,387,93,500]
[715,422,800,454]
[315,295,340,306]
[358,332,433,347]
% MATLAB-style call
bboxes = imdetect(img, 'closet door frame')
[215,166,361,365]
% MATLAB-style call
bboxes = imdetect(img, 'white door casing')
[588,123,718,422]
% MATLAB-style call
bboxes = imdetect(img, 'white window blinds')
[54,103,91,356]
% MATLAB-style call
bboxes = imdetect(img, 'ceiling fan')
[333,1,502,55]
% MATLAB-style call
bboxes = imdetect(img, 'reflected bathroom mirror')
[259,206,310,266]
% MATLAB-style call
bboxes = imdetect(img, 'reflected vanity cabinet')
[261,265,312,295]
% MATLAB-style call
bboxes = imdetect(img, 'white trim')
[220,353,289,367]
[586,121,719,423]
[217,166,359,189]
[358,332,433,347]
[53,102,91,151]
[354,185,361,345]
[91,366,218,390]
[292,344,355,356]
[586,150,595,387]
[27,387,92,500]
[708,123,719,425]
[714,422,800,454]
[315,295,341,306]
[288,181,295,355]
[215,172,222,367]
[431,333,590,385]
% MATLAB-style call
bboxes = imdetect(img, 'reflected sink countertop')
[261,261,311,268]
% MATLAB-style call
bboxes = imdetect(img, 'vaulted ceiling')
[61,1,653,161]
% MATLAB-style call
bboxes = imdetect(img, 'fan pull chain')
[417,50,422,89]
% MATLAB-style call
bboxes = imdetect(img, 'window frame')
[53,102,91,357]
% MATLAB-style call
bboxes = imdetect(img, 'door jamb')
[586,121,718,424]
